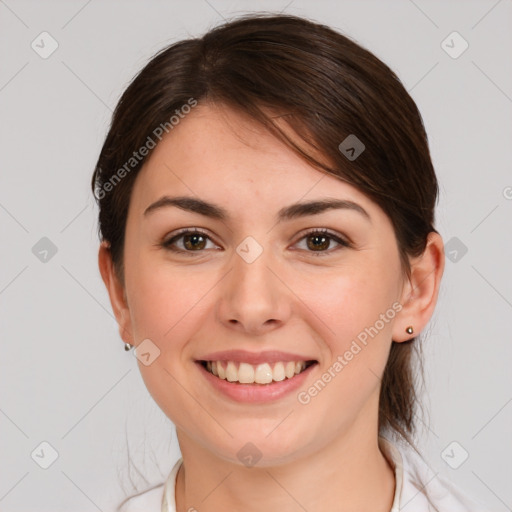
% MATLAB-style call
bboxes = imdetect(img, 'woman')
[92,13,485,512]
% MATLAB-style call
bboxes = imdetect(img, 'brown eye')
[295,229,350,256]
[162,229,217,254]
[181,233,207,251]
[306,233,331,251]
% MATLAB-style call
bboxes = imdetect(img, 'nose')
[216,245,292,336]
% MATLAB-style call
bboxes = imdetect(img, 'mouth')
[198,359,318,385]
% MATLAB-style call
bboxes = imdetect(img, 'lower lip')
[196,361,317,403]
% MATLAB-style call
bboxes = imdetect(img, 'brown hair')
[92,12,438,450]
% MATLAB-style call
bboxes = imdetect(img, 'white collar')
[118,435,484,511]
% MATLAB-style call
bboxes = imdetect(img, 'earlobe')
[393,232,445,343]
[98,241,135,345]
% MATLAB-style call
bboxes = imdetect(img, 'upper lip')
[197,350,317,365]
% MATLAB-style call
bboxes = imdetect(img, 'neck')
[174,424,395,512]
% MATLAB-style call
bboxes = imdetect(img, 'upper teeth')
[206,361,308,384]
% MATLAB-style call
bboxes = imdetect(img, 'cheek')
[292,261,398,352]
[123,256,214,425]
[124,250,221,351]
[291,265,398,428]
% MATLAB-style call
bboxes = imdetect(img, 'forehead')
[129,103,379,219]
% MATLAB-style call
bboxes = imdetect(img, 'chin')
[206,428,309,468]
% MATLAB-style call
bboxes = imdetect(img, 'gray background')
[1,0,511,510]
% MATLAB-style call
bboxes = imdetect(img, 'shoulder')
[117,483,165,512]
[116,458,182,512]
[380,436,488,512]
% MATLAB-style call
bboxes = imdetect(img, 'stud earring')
[124,343,134,351]
[405,326,414,335]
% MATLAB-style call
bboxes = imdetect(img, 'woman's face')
[117,103,410,465]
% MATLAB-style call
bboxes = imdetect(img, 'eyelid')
[294,227,351,246]
[164,226,212,240]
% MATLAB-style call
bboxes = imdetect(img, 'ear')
[392,231,445,343]
[98,241,135,346]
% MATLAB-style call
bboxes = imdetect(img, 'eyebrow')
[143,195,371,223]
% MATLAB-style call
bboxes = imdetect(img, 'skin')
[99,103,445,512]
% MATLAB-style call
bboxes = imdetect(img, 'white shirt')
[118,436,486,511]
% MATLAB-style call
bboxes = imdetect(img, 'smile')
[200,360,316,385]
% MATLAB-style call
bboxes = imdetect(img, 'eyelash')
[160,227,351,257]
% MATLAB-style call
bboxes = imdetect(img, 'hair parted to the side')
[92,12,439,452]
